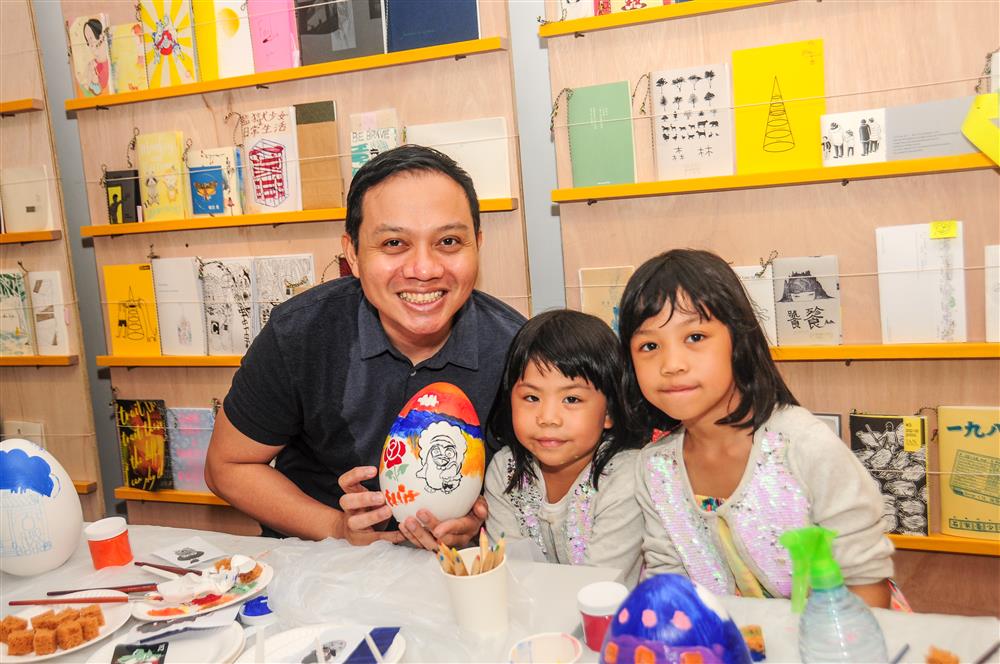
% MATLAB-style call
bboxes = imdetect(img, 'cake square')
[34,628,57,656]
[55,620,83,650]
[7,629,35,656]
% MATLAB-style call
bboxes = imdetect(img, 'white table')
[2,525,998,663]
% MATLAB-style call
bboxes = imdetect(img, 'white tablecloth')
[2,524,998,663]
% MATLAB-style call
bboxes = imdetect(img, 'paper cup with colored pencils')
[438,531,508,633]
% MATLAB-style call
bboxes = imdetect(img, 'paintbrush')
[135,561,202,577]
[10,597,129,606]
[47,583,157,596]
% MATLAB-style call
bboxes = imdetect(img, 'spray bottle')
[780,526,888,663]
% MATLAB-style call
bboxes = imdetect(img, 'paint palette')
[130,563,273,622]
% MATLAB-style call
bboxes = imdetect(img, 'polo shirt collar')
[357,294,480,371]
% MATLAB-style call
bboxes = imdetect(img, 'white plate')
[235,624,405,664]
[85,621,245,664]
[131,563,273,622]
[0,590,131,663]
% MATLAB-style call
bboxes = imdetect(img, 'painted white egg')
[0,438,84,576]
[378,382,486,523]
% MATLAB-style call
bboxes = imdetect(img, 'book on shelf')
[189,165,226,216]
[136,131,192,222]
[596,0,664,14]
[350,108,399,177]
[0,271,36,357]
[772,255,842,346]
[405,117,511,199]
[138,0,199,88]
[0,166,56,232]
[192,0,255,81]
[296,0,386,66]
[247,0,301,72]
[567,80,636,187]
[105,169,141,224]
[251,254,315,335]
[875,222,967,344]
[166,407,214,493]
[885,96,978,161]
[242,106,303,214]
[559,0,595,20]
[152,257,208,356]
[295,101,344,209]
[103,263,161,357]
[820,108,886,167]
[938,406,1000,541]
[200,257,254,355]
[188,147,245,216]
[732,39,825,174]
[384,0,479,53]
[987,245,999,343]
[1,420,45,449]
[849,412,928,536]
[579,266,634,334]
[650,62,734,180]
[732,264,778,346]
[27,271,70,356]
[67,14,114,98]
[116,399,173,492]
[108,23,148,93]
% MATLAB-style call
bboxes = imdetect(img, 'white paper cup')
[440,546,509,633]
[508,632,582,664]
[576,581,628,651]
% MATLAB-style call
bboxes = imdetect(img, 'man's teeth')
[399,291,444,304]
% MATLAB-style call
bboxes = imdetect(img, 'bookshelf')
[0,355,79,367]
[97,355,241,368]
[0,230,63,244]
[0,97,44,116]
[114,486,229,507]
[889,534,999,558]
[73,480,97,494]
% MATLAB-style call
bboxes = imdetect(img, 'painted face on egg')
[378,382,486,522]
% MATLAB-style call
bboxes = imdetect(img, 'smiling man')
[205,146,525,546]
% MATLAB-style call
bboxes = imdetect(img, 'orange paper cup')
[85,517,133,569]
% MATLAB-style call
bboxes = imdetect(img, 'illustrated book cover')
[152,257,208,356]
[938,406,999,541]
[103,263,161,356]
[772,255,841,346]
[116,399,173,491]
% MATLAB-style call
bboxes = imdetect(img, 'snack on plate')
[925,646,960,664]
[1,603,107,657]
[30,610,57,631]
[78,615,100,641]
[80,604,105,627]
[54,608,80,625]
[6,629,35,656]
[55,620,83,650]
[33,629,56,656]
[1,615,28,643]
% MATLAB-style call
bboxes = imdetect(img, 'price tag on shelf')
[929,221,958,239]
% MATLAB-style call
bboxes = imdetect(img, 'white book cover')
[559,0,593,20]
[651,63,734,180]
[215,0,255,79]
[821,108,886,167]
[251,254,315,335]
[27,271,70,356]
[152,257,208,355]
[0,271,35,356]
[242,106,302,214]
[1,420,45,448]
[189,146,245,216]
[404,117,511,199]
[772,255,842,346]
[876,222,967,344]
[350,108,399,177]
[733,264,778,346]
[200,257,254,355]
[987,245,999,343]
[0,166,55,232]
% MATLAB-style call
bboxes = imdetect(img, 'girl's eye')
[564,396,582,404]
[637,341,658,352]
[522,394,539,403]
[687,333,705,343]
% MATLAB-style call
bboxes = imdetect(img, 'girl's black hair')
[617,249,799,439]
[487,309,640,493]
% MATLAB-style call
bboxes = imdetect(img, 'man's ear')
[476,230,483,250]
[341,233,360,278]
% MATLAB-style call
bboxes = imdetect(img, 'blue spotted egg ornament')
[599,574,752,664]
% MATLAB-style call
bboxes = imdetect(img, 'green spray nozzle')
[779,526,843,613]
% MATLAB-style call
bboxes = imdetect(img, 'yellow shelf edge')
[0,98,45,115]
[539,0,788,37]
[479,197,519,213]
[770,343,1000,362]
[115,486,230,507]
[97,355,242,367]
[81,208,347,238]
[66,37,507,112]
[73,480,97,495]
[0,355,78,366]
[553,154,997,203]
[889,533,999,557]
[0,229,62,244]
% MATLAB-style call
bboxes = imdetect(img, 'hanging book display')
[405,117,511,199]
[188,147,245,216]
[200,257,254,355]
[849,413,928,536]
[139,0,199,88]
[885,96,978,160]
[295,0,385,65]
[115,399,173,491]
[772,255,842,346]
[152,257,208,356]
[559,0,595,20]
[67,14,114,97]
[0,271,36,357]
[103,263,161,356]
[247,0,301,72]
[384,0,479,52]
[105,169,141,223]
[567,81,636,187]
[732,264,778,346]
[136,130,191,221]
[27,272,70,356]
[295,101,344,209]
[0,166,55,232]
[108,23,149,93]
[820,108,886,167]
[251,254,315,334]
[166,407,215,492]
[579,266,634,334]
[350,108,399,177]
[938,406,1000,541]
[242,107,303,214]
[192,0,255,81]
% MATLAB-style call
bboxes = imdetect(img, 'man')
[205,146,526,548]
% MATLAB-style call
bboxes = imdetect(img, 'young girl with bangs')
[485,310,645,587]
[619,249,894,608]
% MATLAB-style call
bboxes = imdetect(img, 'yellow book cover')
[191,0,219,81]
[939,406,1000,541]
[136,131,191,221]
[109,23,149,93]
[103,264,161,357]
[732,39,825,174]
[139,0,199,88]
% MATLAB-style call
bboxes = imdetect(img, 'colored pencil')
[451,548,468,576]
[135,561,201,576]
[496,535,506,566]
[478,527,489,569]
[47,583,157,596]
[9,597,129,606]
[471,554,482,575]
[438,552,454,575]
[480,548,495,573]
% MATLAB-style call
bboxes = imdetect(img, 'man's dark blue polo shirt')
[224,276,525,535]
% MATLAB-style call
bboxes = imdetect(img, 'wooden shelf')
[65,37,508,112]
[0,355,78,366]
[890,533,999,557]
[0,97,44,116]
[80,198,518,238]
[97,355,242,367]
[552,154,997,204]
[115,486,230,507]
[770,343,1000,362]
[73,480,97,495]
[0,229,62,244]
[539,0,789,37]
